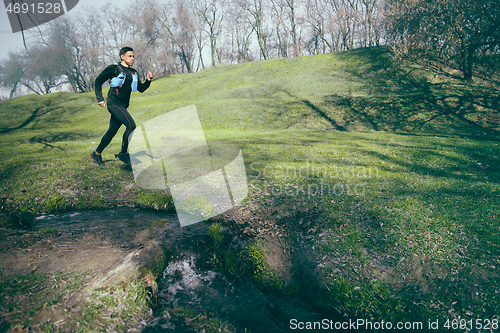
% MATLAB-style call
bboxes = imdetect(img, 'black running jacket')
[95,63,151,108]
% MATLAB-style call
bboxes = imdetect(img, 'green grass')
[1,46,499,327]
[0,271,87,332]
[74,279,151,333]
[205,222,299,294]
[239,129,499,324]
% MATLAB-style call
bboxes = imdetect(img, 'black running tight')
[96,103,136,154]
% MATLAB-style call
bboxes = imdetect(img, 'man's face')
[121,51,135,66]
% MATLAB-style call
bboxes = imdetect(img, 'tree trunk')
[9,83,18,99]
[181,47,193,73]
[462,47,474,80]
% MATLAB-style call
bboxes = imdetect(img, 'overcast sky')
[0,0,118,61]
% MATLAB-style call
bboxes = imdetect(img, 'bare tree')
[191,0,226,67]
[305,0,383,53]
[385,0,500,80]
[104,3,133,51]
[76,8,110,91]
[271,0,290,57]
[226,0,254,63]
[359,0,381,47]
[47,17,90,92]
[237,0,271,60]
[120,0,160,77]
[0,52,25,99]
[305,0,330,54]
[22,45,66,94]
[277,0,302,57]
[158,0,197,73]
[188,0,209,70]
[156,1,180,74]
[174,0,197,72]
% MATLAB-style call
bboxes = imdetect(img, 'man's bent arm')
[95,65,116,103]
[138,76,151,93]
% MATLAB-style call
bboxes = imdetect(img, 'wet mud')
[143,214,339,333]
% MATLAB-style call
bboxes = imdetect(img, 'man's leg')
[96,111,122,154]
[106,104,136,154]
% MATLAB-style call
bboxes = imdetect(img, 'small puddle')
[161,255,217,305]
[144,253,329,333]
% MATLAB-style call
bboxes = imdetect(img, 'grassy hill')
[2,47,498,141]
[1,46,499,329]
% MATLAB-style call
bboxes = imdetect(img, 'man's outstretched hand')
[98,101,105,107]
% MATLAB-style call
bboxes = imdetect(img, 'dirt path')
[0,209,173,332]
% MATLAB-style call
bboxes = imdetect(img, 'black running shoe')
[90,151,103,165]
[115,152,131,165]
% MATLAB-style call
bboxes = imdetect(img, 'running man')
[90,46,154,165]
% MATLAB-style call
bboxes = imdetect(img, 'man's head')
[119,47,134,66]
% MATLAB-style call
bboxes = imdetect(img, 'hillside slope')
[2,47,498,144]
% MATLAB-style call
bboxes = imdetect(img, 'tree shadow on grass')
[300,99,348,131]
[248,86,349,131]
[24,132,95,151]
[335,131,500,184]
[343,131,500,250]
[28,132,95,145]
[328,47,500,136]
[212,131,500,323]
[0,106,49,134]
[0,93,92,135]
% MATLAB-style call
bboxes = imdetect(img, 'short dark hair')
[119,47,134,58]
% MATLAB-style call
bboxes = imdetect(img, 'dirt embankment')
[0,209,171,332]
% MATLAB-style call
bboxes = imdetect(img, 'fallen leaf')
[144,273,155,286]
[9,325,28,333]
